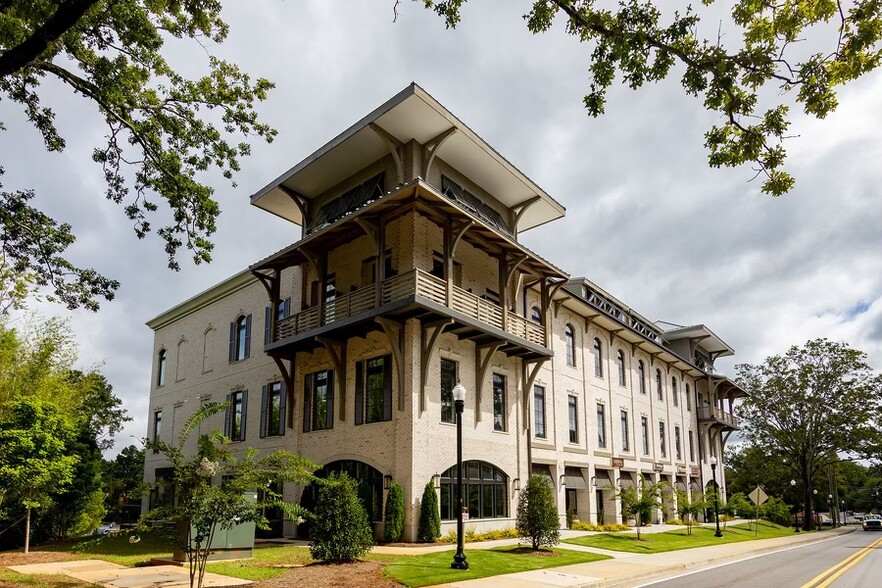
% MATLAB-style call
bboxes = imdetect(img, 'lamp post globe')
[710,456,722,538]
[451,383,469,570]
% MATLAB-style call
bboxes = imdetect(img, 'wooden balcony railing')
[275,268,546,346]
[697,406,740,428]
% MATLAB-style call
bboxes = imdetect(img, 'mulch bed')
[254,561,404,588]
[0,551,79,567]
[506,547,559,557]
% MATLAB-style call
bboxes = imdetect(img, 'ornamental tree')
[516,475,560,550]
[1,1,277,310]
[421,0,882,196]
[143,402,315,588]
[737,338,882,531]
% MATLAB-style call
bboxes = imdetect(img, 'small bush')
[417,481,441,542]
[383,482,405,542]
[309,473,374,562]
[516,475,560,549]
[439,527,518,543]
[569,521,630,532]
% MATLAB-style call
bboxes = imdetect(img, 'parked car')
[94,522,120,535]
[862,515,882,531]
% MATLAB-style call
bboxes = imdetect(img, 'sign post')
[748,486,769,534]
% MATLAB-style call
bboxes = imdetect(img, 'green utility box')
[173,491,257,562]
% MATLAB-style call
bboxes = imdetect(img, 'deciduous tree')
[737,338,882,531]
[421,0,882,196]
[1,1,277,310]
[516,475,560,550]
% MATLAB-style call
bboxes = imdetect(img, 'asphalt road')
[637,529,882,588]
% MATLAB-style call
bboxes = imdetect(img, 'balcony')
[271,268,548,357]
[697,406,740,429]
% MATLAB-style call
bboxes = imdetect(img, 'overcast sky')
[3,1,881,457]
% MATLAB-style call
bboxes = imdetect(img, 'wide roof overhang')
[661,324,735,358]
[250,83,565,233]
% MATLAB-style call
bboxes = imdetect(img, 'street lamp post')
[791,479,801,532]
[828,494,833,528]
[812,488,818,530]
[710,456,723,538]
[451,382,469,570]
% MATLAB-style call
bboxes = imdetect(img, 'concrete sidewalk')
[429,526,856,588]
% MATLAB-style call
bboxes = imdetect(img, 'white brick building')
[144,84,744,541]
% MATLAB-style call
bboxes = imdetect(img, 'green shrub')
[516,475,560,549]
[309,473,374,562]
[417,481,441,542]
[383,482,405,542]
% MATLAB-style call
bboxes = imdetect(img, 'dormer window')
[307,173,384,234]
[440,176,511,236]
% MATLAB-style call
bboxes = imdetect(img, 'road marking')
[799,535,882,588]
[633,532,849,588]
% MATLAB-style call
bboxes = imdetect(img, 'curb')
[579,527,857,588]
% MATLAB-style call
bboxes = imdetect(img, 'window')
[360,249,396,286]
[597,403,606,448]
[440,358,457,424]
[303,370,333,432]
[229,314,252,361]
[264,299,291,345]
[675,426,682,460]
[492,374,506,432]
[439,461,508,520]
[593,338,603,377]
[260,382,286,438]
[565,324,576,367]
[688,430,695,462]
[568,396,578,443]
[616,350,626,386]
[658,421,667,457]
[534,385,546,438]
[685,383,691,411]
[641,416,649,455]
[157,350,167,386]
[656,369,663,400]
[531,306,542,324]
[225,390,247,441]
[637,360,646,394]
[152,410,162,453]
[672,377,679,407]
[620,410,630,452]
[355,355,392,424]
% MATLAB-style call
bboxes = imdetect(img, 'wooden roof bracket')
[649,350,662,368]
[375,317,406,412]
[423,126,457,180]
[369,122,404,186]
[316,336,346,422]
[278,185,310,235]
[419,318,453,413]
[608,328,624,346]
[511,195,541,237]
[474,341,504,421]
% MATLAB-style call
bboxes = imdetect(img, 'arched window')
[685,383,691,411]
[157,349,167,386]
[671,376,679,407]
[298,460,384,534]
[531,306,542,324]
[656,369,663,400]
[637,360,646,394]
[616,350,626,386]
[565,324,576,367]
[593,338,603,377]
[439,461,508,520]
[230,314,251,362]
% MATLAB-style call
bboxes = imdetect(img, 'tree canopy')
[1,1,276,310]
[422,1,882,196]
[736,338,882,529]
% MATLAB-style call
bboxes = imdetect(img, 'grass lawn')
[563,522,793,553]
[383,545,610,587]
[0,571,94,588]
